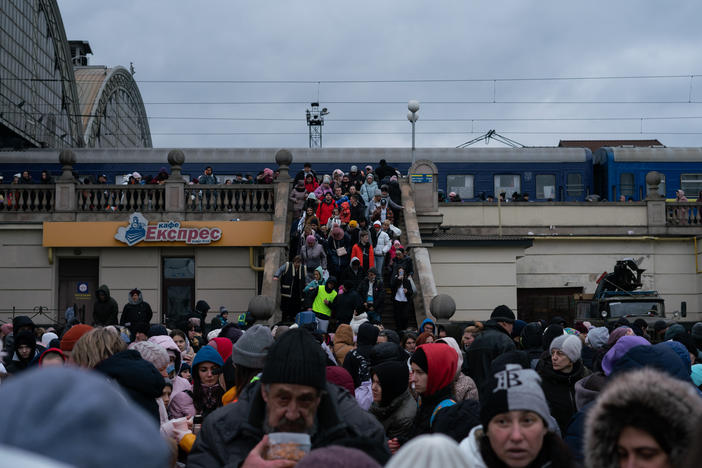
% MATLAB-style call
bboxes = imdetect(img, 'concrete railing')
[0,185,55,212]
[184,185,274,213]
[666,202,702,226]
[76,185,165,212]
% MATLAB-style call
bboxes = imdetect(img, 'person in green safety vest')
[311,276,338,333]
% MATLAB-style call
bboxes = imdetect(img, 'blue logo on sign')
[77,282,89,294]
[115,212,148,246]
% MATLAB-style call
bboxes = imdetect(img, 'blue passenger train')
[0,147,594,202]
[1,146,700,202]
[593,147,702,201]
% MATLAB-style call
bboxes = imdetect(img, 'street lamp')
[407,100,419,165]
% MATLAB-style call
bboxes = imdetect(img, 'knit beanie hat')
[41,332,59,348]
[326,366,355,395]
[385,434,472,468]
[585,326,609,350]
[601,335,651,376]
[549,334,582,363]
[542,324,564,349]
[231,325,273,369]
[129,341,170,372]
[490,305,515,323]
[60,324,93,352]
[147,324,167,337]
[209,337,233,362]
[480,364,556,431]
[192,345,224,369]
[219,323,244,344]
[38,347,66,365]
[607,326,633,347]
[297,446,381,468]
[262,328,327,389]
[664,323,686,341]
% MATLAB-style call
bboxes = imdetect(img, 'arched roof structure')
[0,0,83,148]
[74,66,152,148]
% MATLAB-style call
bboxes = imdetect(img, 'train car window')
[620,173,635,197]
[657,174,666,197]
[447,175,474,199]
[681,174,702,195]
[566,173,584,198]
[494,174,520,198]
[535,174,556,199]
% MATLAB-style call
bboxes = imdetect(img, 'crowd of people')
[2,300,702,467]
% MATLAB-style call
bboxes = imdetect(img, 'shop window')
[535,174,556,199]
[446,174,474,199]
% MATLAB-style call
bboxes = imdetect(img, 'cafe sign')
[115,213,222,246]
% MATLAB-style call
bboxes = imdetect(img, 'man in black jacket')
[333,280,363,325]
[466,305,517,401]
[357,268,385,324]
[93,284,119,327]
[119,289,153,335]
[187,329,388,467]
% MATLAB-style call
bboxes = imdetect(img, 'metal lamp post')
[407,100,419,165]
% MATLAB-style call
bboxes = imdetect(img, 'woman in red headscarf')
[408,343,458,438]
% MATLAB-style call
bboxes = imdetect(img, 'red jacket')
[351,243,375,269]
[316,200,335,226]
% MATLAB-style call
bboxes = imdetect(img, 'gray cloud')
[57,0,702,148]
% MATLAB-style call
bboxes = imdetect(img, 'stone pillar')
[645,171,666,235]
[165,149,186,218]
[261,149,293,323]
[408,159,443,235]
[400,179,438,323]
[55,149,76,212]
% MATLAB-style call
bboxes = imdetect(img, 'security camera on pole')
[407,100,420,165]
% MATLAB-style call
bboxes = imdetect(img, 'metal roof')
[73,66,109,130]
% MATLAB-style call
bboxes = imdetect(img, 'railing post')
[55,149,76,212]
[261,149,293,324]
[165,149,186,218]
[408,159,443,235]
[645,171,666,234]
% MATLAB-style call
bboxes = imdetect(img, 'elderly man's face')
[262,383,321,433]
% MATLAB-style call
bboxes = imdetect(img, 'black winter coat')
[466,320,516,400]
[187,382,389,468]
[93,284,119,326]
[536,355,590,435]
[357,277,385,315]
[94,350,165,422]
[120,298,153,328]
[369,389,417,443]
[333,290,363,325]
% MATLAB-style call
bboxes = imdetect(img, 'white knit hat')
[129,341,169,371]
[550,334,582,363]
[386,434,468,468]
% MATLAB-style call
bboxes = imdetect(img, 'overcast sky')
[57,1,702,149]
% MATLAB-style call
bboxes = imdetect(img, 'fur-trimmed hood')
[585,368,702,468]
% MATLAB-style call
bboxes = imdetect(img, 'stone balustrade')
[666,202,702,226]
[184,185,274,213]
